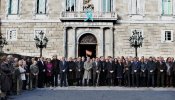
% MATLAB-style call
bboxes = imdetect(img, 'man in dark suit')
[92,57,101,86]
[59,57,68,87]
[156,57,166,87]
[51,55,60,87]
[76,57,84,86]
[99,57,107,86]
[37,57,46,88]
[123,57,132,87]
[147,57,156,87]
[67,57,76,86]
[172,58,175,87]
[106,58,115,86]
[116,58,124,86]
[131,57,140,87]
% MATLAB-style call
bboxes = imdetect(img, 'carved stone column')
[72,27,76,58]
[99,27,104,57]
[110,27,114,57]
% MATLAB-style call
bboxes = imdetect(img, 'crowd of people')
[0,55,175,100]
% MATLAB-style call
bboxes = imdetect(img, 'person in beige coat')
[83,57,92,86]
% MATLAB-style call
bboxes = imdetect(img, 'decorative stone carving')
[83,0,94,11]
[79,34,97,44]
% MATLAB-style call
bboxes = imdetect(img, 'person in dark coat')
[106,58,115,86]
[140,58,147,87]
[123,58,131,87]
[113,58,118,86]
[76,57,84,86]
[131,57,140,87]
[0,56,12,100]
[99,57,107,86]
[51,55,60,87]
[26,58,32,89]
[37,57,46,88]
[165,57,173,87]
[147,57,156,87]
[59,57,68,87]
[116,58,124,86]
[92,58,101,86]
[172,59,175,87]
[30,60,39,89]
[67,57,76,86]
[156,57,166,87]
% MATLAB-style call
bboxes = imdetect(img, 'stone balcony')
[60,11,118,22]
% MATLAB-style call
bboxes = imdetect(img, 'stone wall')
[114,23,175,58]
[1,22,64,58]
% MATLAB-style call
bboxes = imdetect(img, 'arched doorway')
[78,33,97,58]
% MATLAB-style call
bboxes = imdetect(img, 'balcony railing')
[60,11,117,21]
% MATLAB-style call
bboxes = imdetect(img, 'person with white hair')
[83,57,92,86]
[18,60,26,91]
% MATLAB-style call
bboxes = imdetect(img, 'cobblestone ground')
[11,87,175,100]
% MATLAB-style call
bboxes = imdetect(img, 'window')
[66,0,76,12]
[102,0,113,12]
[6,29,17,41]
[162,30,173,42]
[130,0,143,15]
[8,0,19,15]
[36,0,47,14]
[162,0,173,15]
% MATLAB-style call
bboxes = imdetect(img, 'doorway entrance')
[78,33,97,58]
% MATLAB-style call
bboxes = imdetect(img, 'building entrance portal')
[78,33,97,58]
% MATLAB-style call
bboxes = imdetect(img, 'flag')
[86,50,92,56]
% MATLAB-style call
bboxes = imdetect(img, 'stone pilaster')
[99,27,104,57]
[110,27,114,57]
[63,27,67,58]
[72,27,76,58]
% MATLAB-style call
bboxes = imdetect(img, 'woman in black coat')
[116,59,124,86]
[0,56,12,100]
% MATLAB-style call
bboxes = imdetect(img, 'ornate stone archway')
[79,33,97,44]
[78,33,97,57]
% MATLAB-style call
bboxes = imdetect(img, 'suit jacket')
[67,61,76,79]
[51,59,60,74]
[147,61,156,74]
[37,60,46,74]
[123,61,131,74]
[83,61,92,79]
[131,61,140,74]
[92,61,101,75]
[156,61,166,74]
[59,61,68,74]
[172,62,175,73]
[76,61,84,79]
[106,61,115,78]
[116,63,124,78]
[100,61,107,73]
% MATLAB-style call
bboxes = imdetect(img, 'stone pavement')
[11,87,175,100]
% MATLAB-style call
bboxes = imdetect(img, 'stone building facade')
[0,0,175,58]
